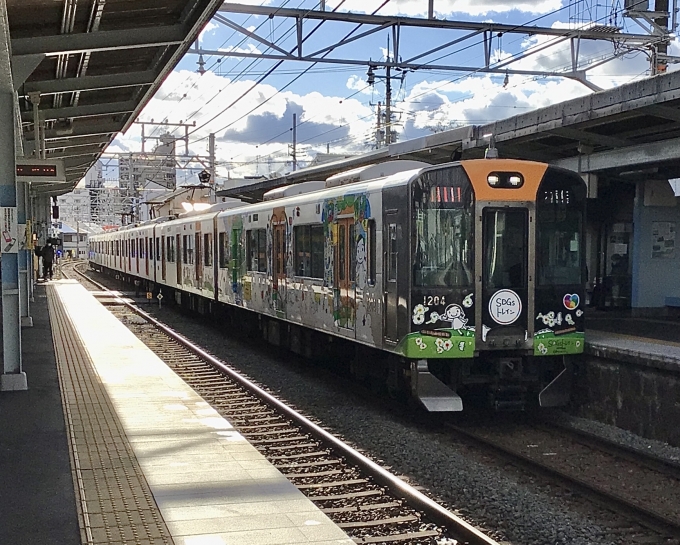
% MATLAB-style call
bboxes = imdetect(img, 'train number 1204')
[423,295,446,306]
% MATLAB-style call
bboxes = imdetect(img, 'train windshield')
[412,168,474,288]
[483,208,528,290]
[536,170,586,286]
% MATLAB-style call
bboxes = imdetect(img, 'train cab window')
[218,232,229,269]
[483,209,528,290]
[294,224,323,278]
[536,173,586,286]
[204,233,213,266]
[183,235,194,264]
[412,170,474,288]
[247,229,266,272]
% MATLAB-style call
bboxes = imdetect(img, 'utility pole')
[209,133,216,204]
[385,66,392,145]
[292,113,298,171]
[137,120,195,155]
[653,0,670,75]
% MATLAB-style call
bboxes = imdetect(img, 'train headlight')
[487,174,501,187]
[487,172,524,188]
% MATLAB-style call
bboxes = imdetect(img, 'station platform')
[586,311,680,370]
[0,280,352,545]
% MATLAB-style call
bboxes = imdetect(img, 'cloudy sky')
[104,0,678,183]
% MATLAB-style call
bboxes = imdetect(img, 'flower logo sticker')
[462,293,473,308]
[415,337,427,350]
[563,293,580,310]
[537,342,548,355]
[412,304,428,325]
[434,338,454,353]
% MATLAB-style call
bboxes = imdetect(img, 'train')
[89,157,587,412]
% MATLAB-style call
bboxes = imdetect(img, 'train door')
[231,227,241,296]
[477,206,531,348]
[273,223,286,311]
[145,237,149,276]
[195,232,202,286]
[384,213,399,342]
[333,217,355,330]
[161,235,166,281]
[176,234,181,284]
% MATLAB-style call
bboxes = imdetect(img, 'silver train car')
[90,158,587,411]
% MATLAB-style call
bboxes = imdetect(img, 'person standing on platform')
[42,241,55,280]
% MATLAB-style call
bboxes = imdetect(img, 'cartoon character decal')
[404,299,475,358]
[356,233,367,289]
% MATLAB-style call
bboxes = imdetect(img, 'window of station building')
[293,224,324,278]
[246,229,266,272]
[183,234,194,264]
[166,236,175,263]
[204,233,213,266]
[218,232,230,269]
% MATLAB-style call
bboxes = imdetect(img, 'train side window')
[294,225,311,276]
[218,232,229,269]
[293,224,323,279]
[367,220,376,286]
[388,223,397,281]
[155,237,160,261]
[204,233,213,266]
[246,229,266,272]
[310,225,323,279]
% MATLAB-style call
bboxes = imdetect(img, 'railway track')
[68,262,680,543]
[445,419,680,541]
[65,262,498,545]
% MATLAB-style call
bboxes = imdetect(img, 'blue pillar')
[0,91,26,390]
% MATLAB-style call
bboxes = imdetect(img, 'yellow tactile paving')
[48,283,175,545]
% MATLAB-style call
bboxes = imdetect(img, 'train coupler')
[410,360,463,412]
[489,384,527,411]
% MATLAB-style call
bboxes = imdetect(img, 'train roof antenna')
[485,134,499,159]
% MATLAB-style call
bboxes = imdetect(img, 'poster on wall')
[1,207,18,253]
[651,221,676,259]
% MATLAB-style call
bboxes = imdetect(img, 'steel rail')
[74,265,499,545]
[445,422,680,539]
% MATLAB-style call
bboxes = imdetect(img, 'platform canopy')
[8,0,223,193]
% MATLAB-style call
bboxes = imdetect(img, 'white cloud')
[111,70,375,178]
[325,0,562,17]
